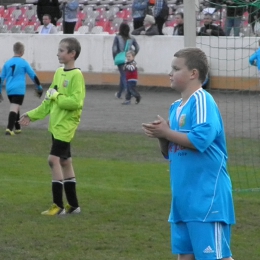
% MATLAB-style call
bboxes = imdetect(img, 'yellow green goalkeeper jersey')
[27,67,85,142]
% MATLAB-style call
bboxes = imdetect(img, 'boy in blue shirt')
[0,42,43,136]
[142,48,235,260]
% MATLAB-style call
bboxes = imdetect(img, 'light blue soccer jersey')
[0,57,37,95]
[167,88,235,224]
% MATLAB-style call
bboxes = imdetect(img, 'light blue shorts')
[171,222,232,260]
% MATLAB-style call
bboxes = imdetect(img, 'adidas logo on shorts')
[203,246,215,254]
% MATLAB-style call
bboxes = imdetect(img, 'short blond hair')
[126,50,136,57]
[13,42,24,55]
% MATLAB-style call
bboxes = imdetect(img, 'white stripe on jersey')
[194,89,206,124]
[215,222,223,259]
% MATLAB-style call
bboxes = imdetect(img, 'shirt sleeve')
[187,93,222,153]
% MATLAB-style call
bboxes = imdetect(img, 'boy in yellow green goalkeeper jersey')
[20,37,85,216]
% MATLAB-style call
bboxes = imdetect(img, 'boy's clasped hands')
[142,115,170,139]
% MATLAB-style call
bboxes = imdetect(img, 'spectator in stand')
[153,0,169,35]
[224,0,245,36]
[248,0,260,35]
[37,0,61,26]
[132,0,149,30]
[198,13,225,36]
[36,14,58,34]
[60,0,79,34]
[132,14,159,35]
[173,12,184,36]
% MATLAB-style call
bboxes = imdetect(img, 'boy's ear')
[190,69,199,80]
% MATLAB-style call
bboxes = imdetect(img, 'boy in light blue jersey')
[0,42,43,136]
[142,48,235,260]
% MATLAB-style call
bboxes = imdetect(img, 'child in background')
[142,47,235,260]
[19,37,85,216]
[0,42,43,136]
[122,50,141,105]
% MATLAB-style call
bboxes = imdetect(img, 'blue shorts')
[171,222,232,260]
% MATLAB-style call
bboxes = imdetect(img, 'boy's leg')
[41,137,71,215]
[42,154,65,215]
[14,110,21,132]
[61,157,80,213]
[6,96,24,135]
[128,81,141,104]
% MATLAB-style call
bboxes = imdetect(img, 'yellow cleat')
[5,129,15,136]
[14,129,22,134]
[41,204,65,216]
[65,204,81,214]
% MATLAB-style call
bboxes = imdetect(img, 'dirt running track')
[0,86,259,139]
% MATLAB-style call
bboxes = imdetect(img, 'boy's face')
[169,57,193,92]
[57,42,75,64]
[126,53,134,62]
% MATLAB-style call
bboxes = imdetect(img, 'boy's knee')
[60,157,72,167]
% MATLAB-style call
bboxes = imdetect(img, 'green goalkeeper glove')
[35,85,43,98]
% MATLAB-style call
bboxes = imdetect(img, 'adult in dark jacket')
[173,12,184,35]
[37,0,61,26]
[198,13,225,36]
[132,14,159,35]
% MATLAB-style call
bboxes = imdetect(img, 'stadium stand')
[0,1,254,35]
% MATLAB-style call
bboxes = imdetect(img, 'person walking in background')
[142,47,235,260]
[198,13,225,36]
[224,0,245,36]
[19,37,85,216]
[37,0,61,26]
[122,50,141,105]
[132,0,149,30]
[0,42,43,136]
[132,14,159,35]
[36,14,58,34]
[152,0,169,35]
[112,23,140,99]
[61,0,79,34]
[173,12,184,35]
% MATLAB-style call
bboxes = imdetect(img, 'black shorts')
[8,95,24,105]
[50,135,71,159]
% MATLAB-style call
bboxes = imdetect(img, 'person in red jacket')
[122,50,141,105]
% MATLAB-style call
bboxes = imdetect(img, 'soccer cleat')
[135,96,142,104]
[41,204,65,216]
[14,129,22,134]
[122,100,131,105]
[5,129,15,136]
[65,204,81,214]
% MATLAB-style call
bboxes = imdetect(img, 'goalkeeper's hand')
[0,93,3,102]
[45,88,59,101]
[35,85,43,98]
[19,113,30,126]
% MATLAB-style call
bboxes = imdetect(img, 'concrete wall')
[0,34,258,90]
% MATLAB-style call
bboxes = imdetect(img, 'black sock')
[52,180,64,208]
[7,111,17,131]
[15,111,20,130]
[64,178,79,208]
